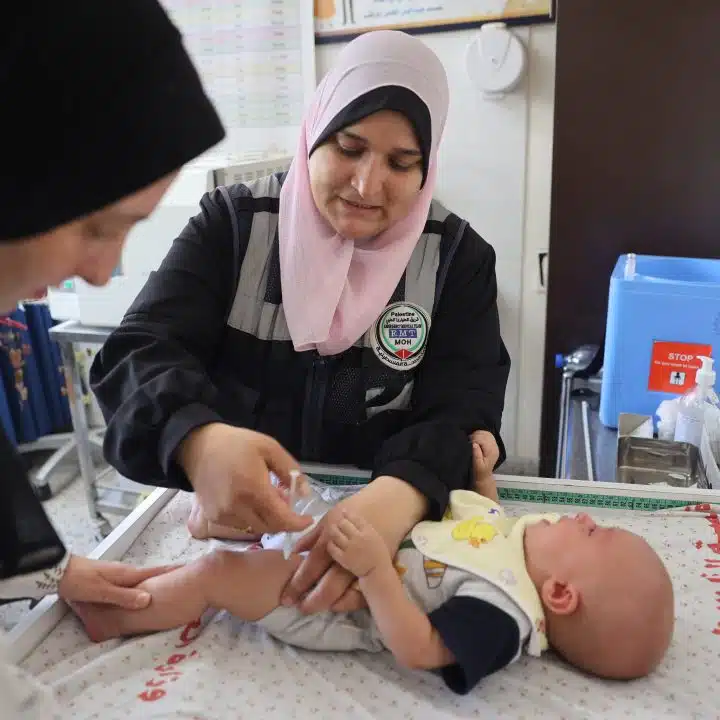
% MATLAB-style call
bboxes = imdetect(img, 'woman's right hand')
[177,423,313,535]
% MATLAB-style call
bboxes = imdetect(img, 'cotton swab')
[283,469,302,559]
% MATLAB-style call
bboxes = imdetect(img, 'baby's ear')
[540,577,580,616]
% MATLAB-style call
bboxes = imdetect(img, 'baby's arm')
[72,549,301,643]
[327,514,454,670]
[360,560,454,669]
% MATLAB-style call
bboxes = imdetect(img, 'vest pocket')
[362,348,417,421]
[365,379,415,418]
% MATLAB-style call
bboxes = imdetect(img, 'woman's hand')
[178,423,313,535]
[281,476,427,613]
[58,556,177,609]
[470,430,499,476]
[470,430,500,501]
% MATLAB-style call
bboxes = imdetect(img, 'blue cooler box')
[599,254,720,428]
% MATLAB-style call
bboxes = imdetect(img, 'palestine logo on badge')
[371,302,431,371]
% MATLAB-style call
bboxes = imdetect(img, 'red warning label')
[648,341,712,394]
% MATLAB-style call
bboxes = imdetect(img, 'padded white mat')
[22,492,720,719]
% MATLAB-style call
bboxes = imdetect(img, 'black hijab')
[309,85,432,186]
[1,1,225,241]
[0,1,224,585]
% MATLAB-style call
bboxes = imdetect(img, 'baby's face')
[524,513,675,679]
[524,513,645,591]
[525,512,603,559]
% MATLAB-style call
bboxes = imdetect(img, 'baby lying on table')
[71,475,675,695]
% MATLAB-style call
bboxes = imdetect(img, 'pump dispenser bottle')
[674,355,718,448]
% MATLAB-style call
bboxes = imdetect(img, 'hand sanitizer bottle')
[674,355,716,448]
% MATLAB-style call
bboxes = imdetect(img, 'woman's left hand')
[469,430,499,480]
[58,555,178,609]
[281,476,427,614]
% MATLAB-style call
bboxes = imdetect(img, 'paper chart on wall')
[315,0,553,42]
[160,0,316,165]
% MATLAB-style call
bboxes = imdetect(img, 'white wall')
[517,27,555,470]
[317,26,556,471]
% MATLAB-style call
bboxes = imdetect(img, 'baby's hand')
[327,512,391,578]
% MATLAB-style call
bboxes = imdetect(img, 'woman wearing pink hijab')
[91,30,510,613]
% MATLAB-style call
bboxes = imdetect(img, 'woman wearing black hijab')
[0,1,225,711]
[1,0,316,608]
[0,0,228,607]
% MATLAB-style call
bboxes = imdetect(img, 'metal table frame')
[49,320,142,537]
[18,431,104,501]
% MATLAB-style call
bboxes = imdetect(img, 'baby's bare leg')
[73,549,301,642]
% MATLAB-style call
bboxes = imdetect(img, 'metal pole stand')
[554,344,601,479]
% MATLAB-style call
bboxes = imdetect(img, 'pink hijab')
[279,30,449,356]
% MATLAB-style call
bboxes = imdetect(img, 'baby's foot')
[188,499,262,541]
[187,501,211,540]
[70,602,121,643]
[206,521,263,541]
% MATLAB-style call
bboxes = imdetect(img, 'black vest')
[210,174,466,467]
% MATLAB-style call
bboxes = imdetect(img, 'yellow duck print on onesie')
[451,518,499,548]
[412,491,559,656]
